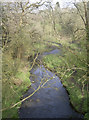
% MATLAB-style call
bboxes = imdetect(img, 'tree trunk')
[87,2,89,118]
[87,2,89,28]
[87,2,89,76]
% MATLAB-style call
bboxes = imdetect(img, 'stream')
[19,49,83,119]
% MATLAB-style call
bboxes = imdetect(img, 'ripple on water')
[19,65,83,118]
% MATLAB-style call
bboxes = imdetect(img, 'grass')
[2,62,31,118]
[33,41,59,53]
[42,42,88,119]
[2,32,88,119]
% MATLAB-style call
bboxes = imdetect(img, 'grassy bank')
[2,61,31,118]
[42,43,88,119]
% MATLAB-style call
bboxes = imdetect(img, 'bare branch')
[29,53,39,71]
[73,3,86,26]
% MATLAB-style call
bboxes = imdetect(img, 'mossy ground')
[42,43,88,119]
[2,61,31,118]
[2,39,88,119]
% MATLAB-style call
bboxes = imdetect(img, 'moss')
[2,64,31,118]
[42,45,87,119]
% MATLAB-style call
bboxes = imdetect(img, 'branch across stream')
[19,49,83,119]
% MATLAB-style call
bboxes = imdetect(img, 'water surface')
[19,49,83,119]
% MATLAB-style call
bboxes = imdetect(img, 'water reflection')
[19,65,82,118]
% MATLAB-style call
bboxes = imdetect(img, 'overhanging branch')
[73,3,86,26]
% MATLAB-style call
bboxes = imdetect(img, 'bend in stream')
[19,49,83,119]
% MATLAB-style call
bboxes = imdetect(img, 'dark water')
[19,49,83,119]
[43,49,61,55]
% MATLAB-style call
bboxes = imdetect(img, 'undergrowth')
[2,59,31,118]
[42,42,88,119]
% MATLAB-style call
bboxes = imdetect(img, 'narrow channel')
[19,49,83,119]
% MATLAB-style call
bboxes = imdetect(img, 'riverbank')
[19,63,82,119]
[42,46,88,119]
[2,61,31,118]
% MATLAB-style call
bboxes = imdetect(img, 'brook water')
[19,49,83,119]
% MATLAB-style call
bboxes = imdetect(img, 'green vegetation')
[43,41,88,119]
[2,60,31,118]
[1,1,89,119]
